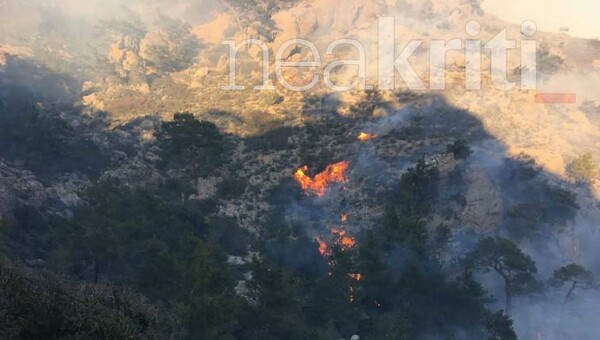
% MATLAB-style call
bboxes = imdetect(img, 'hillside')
[0,1,599,339]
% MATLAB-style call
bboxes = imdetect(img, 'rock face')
[0,161,91,219]
[139,30,172,64]
[460,167,503,232]
[0,161,45,218]
[43,174,90,215]
[191,176,219,200]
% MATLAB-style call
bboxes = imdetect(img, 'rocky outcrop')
[0,160,91,219]
[460,167,503,232]
[0,161,45,218]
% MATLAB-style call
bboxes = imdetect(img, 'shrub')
[567,153,597,184]
[0,257,182,339]
[156,113,230,177]
[446,139,471,159]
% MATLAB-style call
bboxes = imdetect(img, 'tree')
[309,244,361,335]
[484,310,518,340]
[431,224,451,261]
[551,263,598,303]
[241,260,310,339]
[0,257,182,339]
[100,17,147,42]
[44,180,243,337]
[381,206,427,255]
[394,158,439,213]
[356,229,392,309]
[156,113,230,177]
[446,139,471,159]
[467,237,539,313]
[139,16,200,72]
[0,104,109,180]
[567,152,597,184]
[176,239,241,339]
[220,0,299,30]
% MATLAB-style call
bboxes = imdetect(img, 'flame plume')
[331,228,356,250]
[357,132,378,141]
[316,236,329,256]
[348,273,362,281]
[294,161,349,196]
[297,163,361,303]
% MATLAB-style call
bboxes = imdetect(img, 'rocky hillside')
[1,1,599,339]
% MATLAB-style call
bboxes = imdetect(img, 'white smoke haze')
[482,0,600,40]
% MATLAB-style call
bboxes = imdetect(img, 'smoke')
[540,73,600,105]
[345,93,600,339]
[482,0,600,39]
[0,0,221,45]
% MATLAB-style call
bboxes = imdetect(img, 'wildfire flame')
[294,161,349,196]
[348,273,362,281]
[316,236,328,256]
[332,228,356,250]
[357,132,378,141]
[314,229,356,256]
[297,161,360,303]
[314,227,361,304]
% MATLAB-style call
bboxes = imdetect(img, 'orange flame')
[348,273,362,281]
[332,228,346,237]
[340,214,348,223]
[315,228,356,258]
[332,228,356,250]
[358,132,378,141]
[316,230,361,304]
[294,161,349,196]
[316,236,328,256]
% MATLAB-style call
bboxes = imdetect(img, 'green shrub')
[0,257,182,339]
[567,153,597,184]
[446,139,471,159]
[156,113,230,177]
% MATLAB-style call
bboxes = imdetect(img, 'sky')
[482,0,600,39]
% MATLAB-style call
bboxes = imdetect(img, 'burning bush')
[357,132,378,141]
[294,161,349,197]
